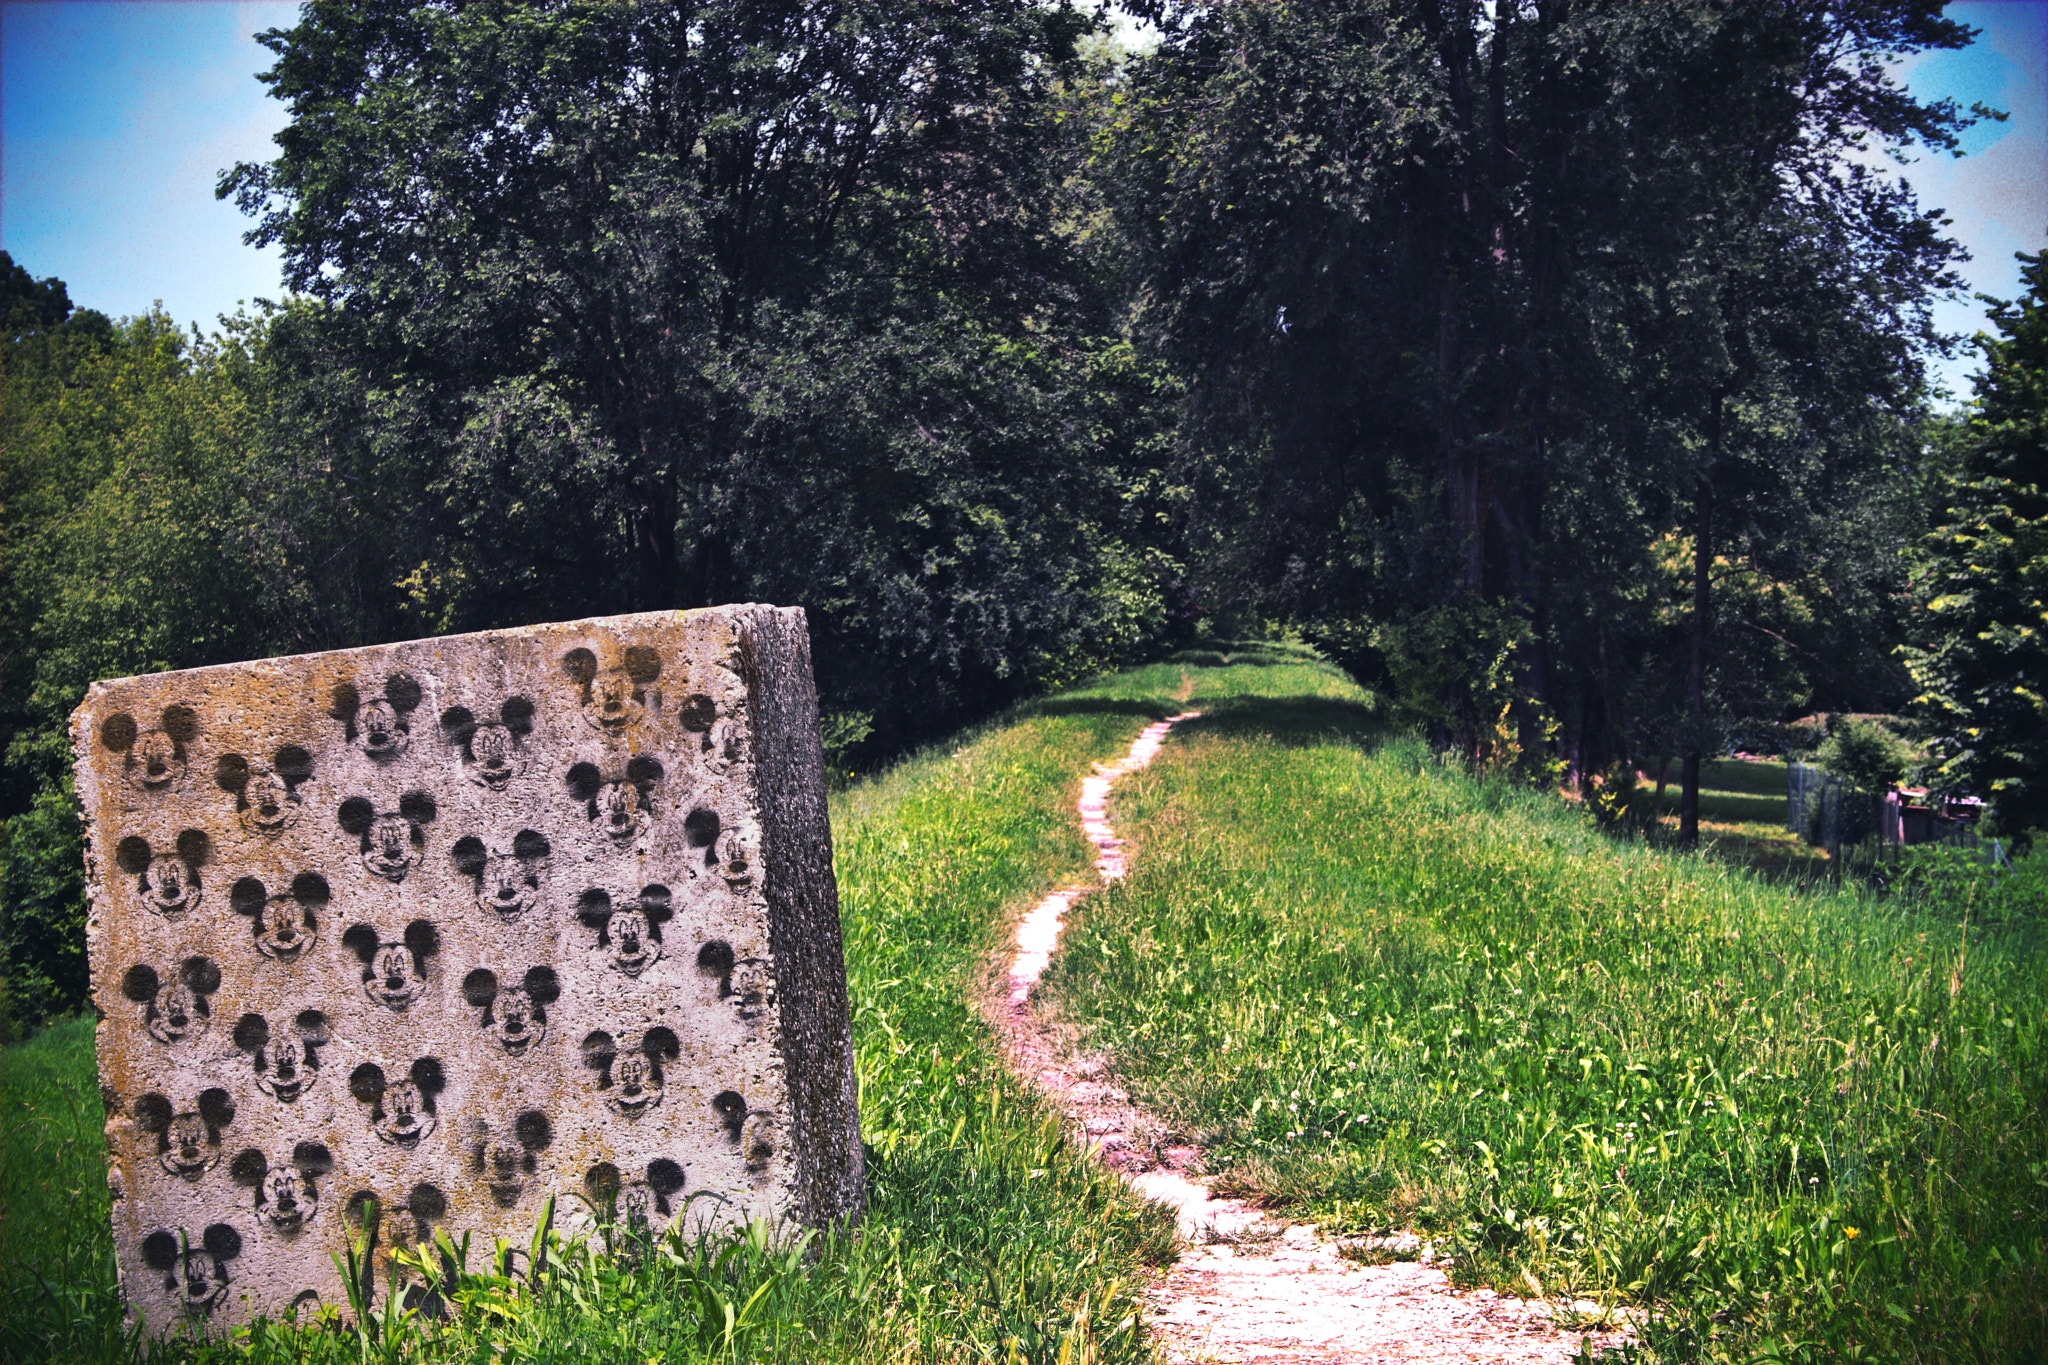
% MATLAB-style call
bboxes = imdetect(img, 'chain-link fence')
[1788,762,2012,869]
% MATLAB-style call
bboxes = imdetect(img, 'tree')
[222,0,1173,749]
[1904,251,2048,840]
[1111,1,1969,835]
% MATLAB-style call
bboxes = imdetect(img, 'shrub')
[0,773,87,1033]
[1814,715,1914,791]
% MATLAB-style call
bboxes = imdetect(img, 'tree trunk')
[1680,402,1720,849]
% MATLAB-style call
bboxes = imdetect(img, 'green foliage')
[0,776,87,1035]
[1050,654,2047,1361]
[219,0,1180,752]
[1904,250,2048,841]
[1813,716,1915,793]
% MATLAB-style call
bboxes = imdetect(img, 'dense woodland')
[3,0,2044,1030]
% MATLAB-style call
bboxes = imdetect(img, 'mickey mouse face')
[99,705,199,792]
[350,1058,445,1147]
[216,745,314,836]
[711,1092,782,1180]
[230,873,327,961]
[133,1089,235,1180]
[139,1224,240,1317]
[581,1027,681,1117]
[344,1183,447,1263]
[450,830,551,920]
[467,1110,552,1207]
[342,921,440,1011]
[233,1010,330,1103]
[583,1158,687,1235]
[114,831,209,918]
[577,886,673,977]
[331,673,422,759]
[562,645,662,733]
[461,966,560,1055]
[338,792,437,882]
[230,1142,333,1233]
[565,757,664,848]
[440,698,535,789]
[120,957,220,1044]
[676,689,743,776]
[682,807,751,890]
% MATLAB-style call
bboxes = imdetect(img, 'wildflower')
[1844,1227,1861,1240]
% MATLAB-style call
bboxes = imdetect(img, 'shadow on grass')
[1010,697,1174,722]
[1180,695,1381,749]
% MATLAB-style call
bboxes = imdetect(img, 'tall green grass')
[1048,659,2047,1362]
[0,685,1185,1364]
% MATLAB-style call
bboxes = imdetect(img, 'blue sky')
[3,0,2044,399]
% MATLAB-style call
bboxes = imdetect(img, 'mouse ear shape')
[580,1030,617,1072]
[398,790,437,826]
[202,1224,241,1261]
[499,696,535,736]
[625,755,664,788]
[697,940,735,979]
[273,744,313,784]
[348,1063,387,1104]
[407,1183,446,1222]
[676,694,716,733]
[175,829,211,866]
[450,836,488,878]
[228,1148,269,1188]
[403,919,440,959]
[230,877,268,918]
[181,956,221,995]
[337,797,376,837]
[133,1093,174,1133]
[232,1013,270,1054]
[99,713,139,753]
[683,808,719,849]
[622,646,661,685]
[564,762,603,803]
[329,681,362,724]
[410,1057,446,1097]
[343,1190,383,1233]
[215,754,252,795]
[576,888,613,928]
[294,1008,330,1044]
[383,673,422,715]
[711,1090,746,1125]
[159,705,199,746]
[293,1141,333,1177]
[562,648,598,686]
[514,1109,552,1151]
[460,968,499,1007]
[646,1158,686,1198]
[115,837,154,874]
[583,1162,622,1204]
[140,1230,181,1272]
[641,1026,680,1062]
[438,706,477,744]
[197,1088,235,1133]
[512,829,550,861]
[290,872,330,907]
[522,965,560,1005]
[121,964,162,1003]
[341,924,381,965]
[638,885,673,924]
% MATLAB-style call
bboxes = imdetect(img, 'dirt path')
[995,713,1629,1364]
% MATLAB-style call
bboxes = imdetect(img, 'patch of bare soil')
[992,713,1631,1364]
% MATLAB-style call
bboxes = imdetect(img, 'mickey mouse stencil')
[98,704,199,792]
[331,672,422,760]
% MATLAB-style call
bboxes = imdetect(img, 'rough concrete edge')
[68,696,129,1326]
[737,604,864,1231]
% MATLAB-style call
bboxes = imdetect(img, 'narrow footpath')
[995,712,1629,1365]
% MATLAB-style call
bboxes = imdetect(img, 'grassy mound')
[1048,655,2047,1362]
[0,680,1182,1364]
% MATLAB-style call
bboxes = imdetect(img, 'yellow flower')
[1844,1227,1861,1240]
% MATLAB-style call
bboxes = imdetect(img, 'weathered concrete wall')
[72,606,860,1334]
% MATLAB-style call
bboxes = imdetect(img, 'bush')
[1814,715,1914,791]
[0,773,87,1034]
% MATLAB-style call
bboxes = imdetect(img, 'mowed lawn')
[1048,657,2047,1363]
[1646,758,1829,878]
